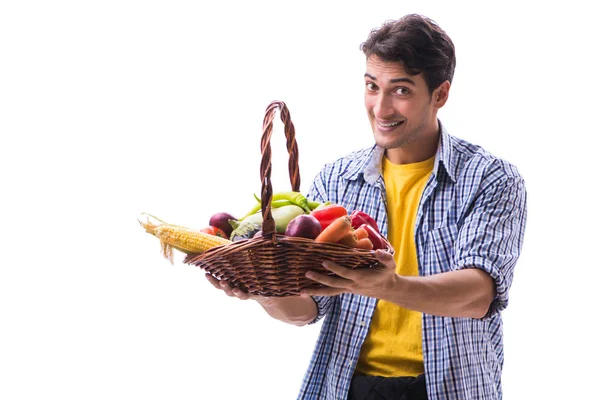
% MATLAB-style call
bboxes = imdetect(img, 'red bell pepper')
[310,204,348,230]
[350,210,379,232]
[359,223,386,250]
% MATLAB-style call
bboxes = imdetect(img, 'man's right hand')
[204,273,318,326]
[204,273,269,303]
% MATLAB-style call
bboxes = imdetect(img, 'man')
[206,14,527,400]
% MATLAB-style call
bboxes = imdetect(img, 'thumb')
[374,249,394,267]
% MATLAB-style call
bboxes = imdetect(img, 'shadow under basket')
[184,100,392,297]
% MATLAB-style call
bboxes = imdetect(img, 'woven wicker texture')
[185,100,392,297]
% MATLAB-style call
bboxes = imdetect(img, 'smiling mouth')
[377,120,404,128]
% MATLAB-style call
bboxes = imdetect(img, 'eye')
[366,82,378,92]
[394,87,410,96]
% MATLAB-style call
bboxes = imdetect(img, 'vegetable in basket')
[208,212,237,237]
[199,226,228,238]
[138,214,231,263]
[230,204,305,240]
[251,191,313,214]
[272,191,312,213]
[359,223,387,250]
[310,204,348,230]
[314,215,353,244]
[284,214,322,239]
[349,210,380,232]
[241,198,294,219]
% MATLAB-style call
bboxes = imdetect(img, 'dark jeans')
[348,373,427,400]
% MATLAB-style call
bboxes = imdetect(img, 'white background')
[1,1,598,399]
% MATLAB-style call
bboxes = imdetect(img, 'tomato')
[199,226,227,238]
[310,204,348,230]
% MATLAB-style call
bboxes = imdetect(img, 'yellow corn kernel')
[155,225,231,254]
[139,214,231,263]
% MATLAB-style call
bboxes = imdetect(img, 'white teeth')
[379,121,401,127]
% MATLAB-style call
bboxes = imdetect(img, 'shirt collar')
[434,121,458,183]
[340,120,458,184]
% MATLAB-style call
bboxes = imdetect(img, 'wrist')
[383,273,405,303]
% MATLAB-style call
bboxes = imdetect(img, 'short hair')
[360,14,456,93]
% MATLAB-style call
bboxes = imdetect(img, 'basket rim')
[184,233,394,266]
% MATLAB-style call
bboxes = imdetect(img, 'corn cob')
[139,214,231,263]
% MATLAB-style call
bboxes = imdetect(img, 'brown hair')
[360,14,456,94]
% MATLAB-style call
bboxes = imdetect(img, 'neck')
[384,122,440,164]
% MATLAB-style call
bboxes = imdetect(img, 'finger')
[232,288,251,300]
[218,280,237,297]
[205,273,223,289]
[322,260,356,279]
[375,250,395,267]
[206,274,249,299]
[305,270,352,289]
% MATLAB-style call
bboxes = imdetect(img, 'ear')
[432,81,450,108]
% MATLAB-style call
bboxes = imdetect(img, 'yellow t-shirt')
[355,154,435,377]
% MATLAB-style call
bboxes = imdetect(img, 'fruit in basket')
[208,212,237,237]
[310,204,348,230]
[199,226,228,238]
[284,214,322,239]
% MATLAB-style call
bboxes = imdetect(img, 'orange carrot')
[337,231,358,248]
[315,216,352,244]
[354,227,368,240]
[355,238,374,250]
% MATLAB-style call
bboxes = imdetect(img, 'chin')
[373,132,410,150]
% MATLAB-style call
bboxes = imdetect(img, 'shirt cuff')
[308,295,330,325]
[455,255,508,319]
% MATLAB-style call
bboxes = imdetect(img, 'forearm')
[256,296,318,326]
[385,268,496,319]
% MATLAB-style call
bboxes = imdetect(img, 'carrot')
[354,227,368,240]
[337,231,358,248]
[355,238,374,250]
[314,216,352,244]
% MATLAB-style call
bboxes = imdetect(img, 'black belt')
[348,372,427,400]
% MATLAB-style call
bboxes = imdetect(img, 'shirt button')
[360,320,366,327]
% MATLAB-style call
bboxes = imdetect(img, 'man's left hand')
[301,250,398,299]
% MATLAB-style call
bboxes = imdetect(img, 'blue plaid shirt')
[299,123,527,400]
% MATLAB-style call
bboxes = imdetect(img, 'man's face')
[364,56,443,153]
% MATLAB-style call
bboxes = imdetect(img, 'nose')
[373,93,395,119]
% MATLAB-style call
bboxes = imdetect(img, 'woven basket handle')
[260,100,300,237]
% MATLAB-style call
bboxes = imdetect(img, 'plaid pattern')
[298,122,527,400]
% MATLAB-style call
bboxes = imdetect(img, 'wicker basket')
[184,100,393,297]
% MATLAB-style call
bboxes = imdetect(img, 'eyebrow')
[364,73,416,86]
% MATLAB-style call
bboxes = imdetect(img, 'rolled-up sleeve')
[454,169,528,319]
